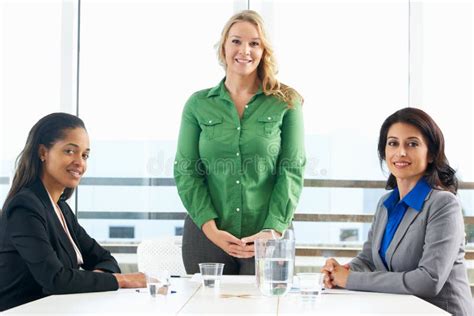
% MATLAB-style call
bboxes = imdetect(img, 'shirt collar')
[403,178,432,211]
[206,79,223,98]
[383,178,432,212]
[384,187,400,210]
[206,78,264,100]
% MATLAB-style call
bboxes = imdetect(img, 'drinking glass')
[145,270,170,297]
[198,263,224,288]
[297,272,324,298]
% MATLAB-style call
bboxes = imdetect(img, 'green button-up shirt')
[174,79,305,238]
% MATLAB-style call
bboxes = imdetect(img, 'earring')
[40,158,45,162]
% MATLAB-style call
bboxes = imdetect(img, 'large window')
[1,0,78,203]
[1,0,473,268]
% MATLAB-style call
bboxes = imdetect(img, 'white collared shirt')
[46,191,84,265]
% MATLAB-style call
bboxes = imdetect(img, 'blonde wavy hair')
[217,10,302,107]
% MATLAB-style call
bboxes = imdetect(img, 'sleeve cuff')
[193,211,219,230]
[263,216,289,234]
[106,272,120,290]
[93,262,121,274]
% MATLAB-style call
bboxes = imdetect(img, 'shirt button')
[267,117,272,121]
[236,152,240,156]
[237,126,241,130]
[245,105,249,109]
[236,208,240,212]
[174,161,177,165]
[236,180,240,184]
[209,120,212,124]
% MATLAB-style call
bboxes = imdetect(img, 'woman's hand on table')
[321,258,350,289]
[114,272,146,288]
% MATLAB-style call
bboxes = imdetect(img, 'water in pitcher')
[256,257,294,296]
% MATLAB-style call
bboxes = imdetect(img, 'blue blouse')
[379,178,431,269]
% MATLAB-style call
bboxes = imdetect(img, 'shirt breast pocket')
[257,115,280,138]
[200,118,223,140]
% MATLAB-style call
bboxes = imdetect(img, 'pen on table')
[135,289,177,294]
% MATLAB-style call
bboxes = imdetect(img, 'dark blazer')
[0,180,120,311]
[346,189,473,316]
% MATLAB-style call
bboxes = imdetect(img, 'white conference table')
[3,276,449,315]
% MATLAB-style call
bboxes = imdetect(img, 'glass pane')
[77,0,239,242]
[255,0,408,248]
[253,0,409,182]
[1,0,71,204]
[418,1,473,182]
[416,1,473,219]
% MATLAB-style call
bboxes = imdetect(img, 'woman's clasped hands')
[321,258,351,289]
[203,220,281,258]
[202,220,251,258]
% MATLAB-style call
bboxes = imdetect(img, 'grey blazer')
[346,189,473,316]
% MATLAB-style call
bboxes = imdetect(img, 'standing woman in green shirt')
[174,10,305,275]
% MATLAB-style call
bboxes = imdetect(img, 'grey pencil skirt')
[181,215,255,275]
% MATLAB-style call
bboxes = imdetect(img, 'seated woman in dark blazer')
[0,113,146,311]
[321,108,472,316]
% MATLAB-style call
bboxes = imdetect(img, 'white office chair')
[137,236,186,276]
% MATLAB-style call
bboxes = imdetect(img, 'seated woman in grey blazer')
[322,107,472,316]
[0,113,146,311]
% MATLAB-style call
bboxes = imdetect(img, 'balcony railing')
[2,176,474,258]
[77,177,474,259]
